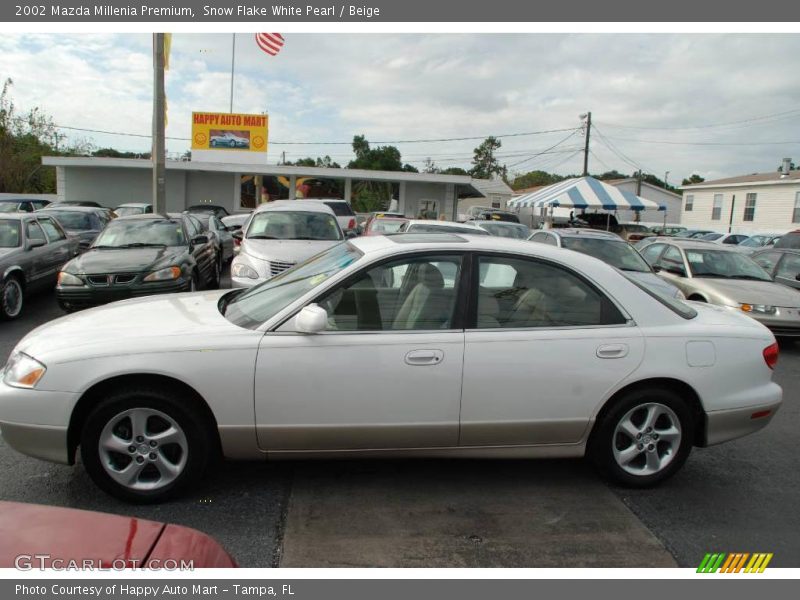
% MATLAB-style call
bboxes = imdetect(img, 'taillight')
[347,218,356,230]
[763,342,779,370]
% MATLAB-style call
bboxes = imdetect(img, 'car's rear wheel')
[0,276,24,320]
[80,388,213,503]
[589,388,694,487]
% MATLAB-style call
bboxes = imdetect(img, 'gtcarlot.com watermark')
[14,554,194,571]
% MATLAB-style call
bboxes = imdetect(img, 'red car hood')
[0,502,236,568]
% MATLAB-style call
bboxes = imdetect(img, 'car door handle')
[404,349,444,366]
[596,344,629,359]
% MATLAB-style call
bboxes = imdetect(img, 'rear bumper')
[56,280,191,309]
[704,392,782,446]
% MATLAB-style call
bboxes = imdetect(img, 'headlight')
[741,303,777,315]
[674,288,686,300]
[57,272,83,286]
[3,352,47,389]
[232,263,259,279]
[143,266,181,282]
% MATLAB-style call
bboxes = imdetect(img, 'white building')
[42,156,503,220]
[680,160,800,235]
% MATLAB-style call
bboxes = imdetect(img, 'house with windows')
[680,159,800,234]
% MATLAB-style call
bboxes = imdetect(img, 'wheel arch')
[686,293,708,302]
[3,266,26,289]
[67,373,222,465]
[589,377,707,448]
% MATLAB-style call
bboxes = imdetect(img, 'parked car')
[0,198,52,213]
[613,222,655,243]
[186,204,230,219]
[463,205,496,220]
[114,203,153,217]
[774,230,800,249]
[649,226,687,236]
[529,228,683,298]
[363,216,408,236]
[231,201,344,288]
[361,211,407,234]
[397,219,491,235]
[0,235,781,502]
[677,229,718,239]
[752,249,800,290]
[639,239,800,336]
[55,200,103,208]
[470,209,521,223]
[37,206,111,252]
[0,213,78,319]
[56,213,218,312]
[222,213,253,255]
[0,502,237,568]
[473,221,531,239]
[299,198,358,233]
[739,234,782,253]
[699,232,750,245]
[190,212,235,264]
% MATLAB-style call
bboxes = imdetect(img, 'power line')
[594,133,800,147]
[506,130,582,169]
[595,108,800,131]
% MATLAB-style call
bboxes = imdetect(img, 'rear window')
[323,202,355,217]
[775,233,800,249]
[0,220,21,247]
[625,275,697,320]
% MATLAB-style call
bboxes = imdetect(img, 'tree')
[0,78,90,193]
[681,173,705,186]
[422,157,439,174]
[596,170,628,181]
[510,169,564,190]
[441,167,469,176]
[470,136,505,180]
[92,148,150,159]
[347,136,412,212]
[286,155,341,169]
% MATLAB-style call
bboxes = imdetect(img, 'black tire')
[80,387,213,503]
[688,295,706,302]
[588,387,694,488]
[0,275,24,320]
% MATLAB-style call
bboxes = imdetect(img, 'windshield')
[369,219,407,234]
[0,203,20,213]
[115,206,147,217]
[42,211,94,230]
[478,222,530,239]
[322,202,354,217]
[684,249,772,281]
[408,223,490,235]
[562,238,652,273]
[223,242,362,329]
[739,236,767,248]
[0,220,21,247]
[246,211,342,241]
[92,219,186,248]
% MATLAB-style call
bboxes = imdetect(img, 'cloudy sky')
[1,33,799,184]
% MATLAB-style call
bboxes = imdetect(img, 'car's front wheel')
[80,388,213,503]
[589,388,694,487]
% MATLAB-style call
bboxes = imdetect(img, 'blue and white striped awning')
[508,176,665,211]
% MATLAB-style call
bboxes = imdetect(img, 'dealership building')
[42,156,512,219]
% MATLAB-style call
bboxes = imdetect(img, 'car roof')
[663,239,741,252]
[405,219,482,228]
[252,200,336,215]
[39,206,104,213]
[114,213,180,222]
[0,212,37,221]
[545,228,620,239]
[116,202,152,208]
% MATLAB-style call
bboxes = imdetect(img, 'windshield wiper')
[118,243,167,248]
[727,274,771,281]
[693,272,728,278]
[619,267,649,272]
[90,245,120,249]
[247,235,277,240]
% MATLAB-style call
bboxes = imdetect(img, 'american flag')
[255,33,285,56]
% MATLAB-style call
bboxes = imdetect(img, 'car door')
[254,252,467,451]
[774,253,800,290]
[21,220,51,290]
[36,217,72,283]
[185,216,215,283]
[460,253,644,447]
[752,251,782,277]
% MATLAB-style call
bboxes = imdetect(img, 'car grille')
[269,260,295,277]
[86,274,137,286]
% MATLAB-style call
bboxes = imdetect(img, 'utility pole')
[152,33,166,215]
[636,169,642,195]
[664,170,670,189]
[581,111,592,177]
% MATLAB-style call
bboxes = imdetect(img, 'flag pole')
[229,33,236,112]
[152,33,166,215]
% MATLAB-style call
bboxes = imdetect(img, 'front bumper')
[56,279,191,310]
[0,382,79,465]
[704,392,782,446]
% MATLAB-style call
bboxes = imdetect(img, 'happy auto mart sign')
[191,111,269,153]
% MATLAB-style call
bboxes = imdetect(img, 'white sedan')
[0,235,782,502]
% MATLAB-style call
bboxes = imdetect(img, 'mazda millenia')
[0,234,782,503]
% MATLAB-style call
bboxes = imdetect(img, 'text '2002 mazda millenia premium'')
[0,234,782,502]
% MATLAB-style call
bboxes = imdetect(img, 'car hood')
[65,246,186,274]
[16,289,238,362]
[692,277,800,307]
[0,247,22,261]
[241,239,340,263]
[624,270,681,297]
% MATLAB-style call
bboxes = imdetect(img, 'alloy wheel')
[97,407,188,492]
[612,402,682,476]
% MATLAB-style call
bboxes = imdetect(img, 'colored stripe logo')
[697,553,773,573]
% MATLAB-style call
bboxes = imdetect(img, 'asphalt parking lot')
[0,272,798,568]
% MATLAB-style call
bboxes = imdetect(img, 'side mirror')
[295,303,328,333]
[795,273,800,281]
[345,230,358,239]
[232,230,244,240]
[652,265,662,273]
[191,235,209,245]
[226,225,241,232]
[27,238,46,250]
